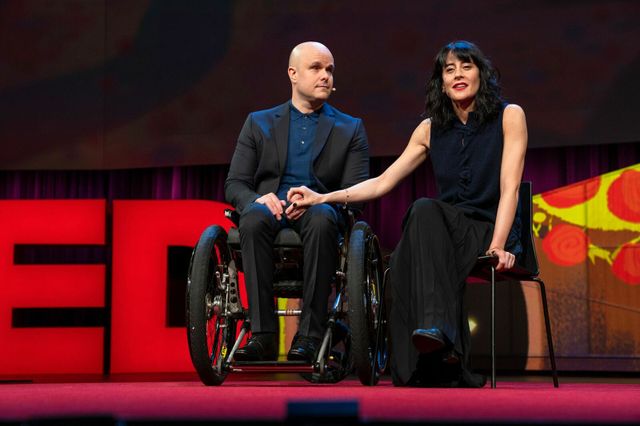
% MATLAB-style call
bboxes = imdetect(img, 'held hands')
[486,247,516,271]
[285,192,306,221]
[255,191,312,221]
[286,186,323,209]
[255,192,309,221]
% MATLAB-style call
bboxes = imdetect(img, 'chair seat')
[469,255,537,282]
[227,227,303,249]
[227,227,305,298]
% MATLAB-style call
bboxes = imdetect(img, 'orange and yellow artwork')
[530,163,640,371]
[535,165,640,284]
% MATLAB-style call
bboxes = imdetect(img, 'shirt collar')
[289,101,323,122]
[454,110,479,131]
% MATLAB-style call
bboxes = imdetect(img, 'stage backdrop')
[1,156,639,376]
[1,0,640,169]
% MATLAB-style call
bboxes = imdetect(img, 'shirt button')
[301,140,305,144]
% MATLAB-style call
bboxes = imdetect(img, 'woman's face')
[441,51,480,105]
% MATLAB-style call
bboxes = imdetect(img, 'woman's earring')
[441,86,445,93]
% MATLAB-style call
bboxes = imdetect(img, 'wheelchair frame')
[186,209,387,386]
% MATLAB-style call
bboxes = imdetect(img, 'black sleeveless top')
[429,106,521,255]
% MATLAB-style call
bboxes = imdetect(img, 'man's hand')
[285,193,306,221]
[255,193,286,220]
[486,247,516,271]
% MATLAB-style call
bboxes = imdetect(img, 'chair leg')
[534,278,559,388]
[491,266,496,389]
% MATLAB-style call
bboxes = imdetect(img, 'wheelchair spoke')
[207,317,222,364]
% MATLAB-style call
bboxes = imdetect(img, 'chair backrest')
[518,182,539,276]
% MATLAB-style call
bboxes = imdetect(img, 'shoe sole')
[233,347,278,362]
[286,353,314,363]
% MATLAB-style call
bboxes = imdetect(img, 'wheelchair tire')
[187,225,236,386]
[347,221,386,386]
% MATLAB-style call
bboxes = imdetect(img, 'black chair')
[469,182,559,388]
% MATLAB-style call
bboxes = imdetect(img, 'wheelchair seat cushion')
[227,227,303,248]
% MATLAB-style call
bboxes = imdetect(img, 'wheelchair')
[186,207,389,386]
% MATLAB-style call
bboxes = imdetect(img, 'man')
[224,41,369,362]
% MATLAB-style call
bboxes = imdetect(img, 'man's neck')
[291,97,324,114]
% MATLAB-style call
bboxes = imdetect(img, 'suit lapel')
[273,103,290,175]
[312,104,336,162]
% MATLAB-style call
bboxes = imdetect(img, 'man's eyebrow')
[309,61,334,69]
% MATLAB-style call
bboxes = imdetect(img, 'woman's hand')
[287,186,323,208]
[486,247,516,271]
[285,192,306,221]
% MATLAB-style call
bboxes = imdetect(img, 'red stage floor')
[1,374,639,424]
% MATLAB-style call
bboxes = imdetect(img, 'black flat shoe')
[411,328,447,354]
[442,348,460,364]
[234,332,278,361]
[287,334,321,363]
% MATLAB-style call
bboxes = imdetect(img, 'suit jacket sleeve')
[224,114,260,212]
[340,118,370,212]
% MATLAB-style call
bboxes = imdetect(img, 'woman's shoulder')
[412,118,432,147]
[502,104,526,128]
[503,103,525,117]
[417,117,432,132]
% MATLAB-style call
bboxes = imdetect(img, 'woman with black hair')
[287,40,527,387]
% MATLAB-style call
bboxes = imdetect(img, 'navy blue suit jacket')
[225,102,370,213]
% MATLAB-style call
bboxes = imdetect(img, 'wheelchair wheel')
[187,225,237,386]
[347,221,387,385]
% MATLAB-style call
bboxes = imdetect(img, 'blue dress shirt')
[276,103,321,200]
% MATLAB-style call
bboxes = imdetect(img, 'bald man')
[225,42,370,362]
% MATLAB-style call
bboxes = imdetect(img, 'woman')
[287,40,527,387]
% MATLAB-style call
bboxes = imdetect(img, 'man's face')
[290,46,335,104]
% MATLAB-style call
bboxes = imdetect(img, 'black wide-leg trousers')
[238,202,340,339]
[389,198,493,386]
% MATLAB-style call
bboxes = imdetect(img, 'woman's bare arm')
[488,104,528,270]
[287,119,432,208]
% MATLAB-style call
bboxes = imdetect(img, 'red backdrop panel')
[110,200,232,373]
[0,200,105,375]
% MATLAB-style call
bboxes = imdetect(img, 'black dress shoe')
[412,352,463,387]
[287,334,321,363]
[234,332,278,361]
[411,328,448,354]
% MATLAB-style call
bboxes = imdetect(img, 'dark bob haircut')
[425,40,503,130]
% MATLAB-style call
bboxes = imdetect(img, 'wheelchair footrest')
[229,360,314,373]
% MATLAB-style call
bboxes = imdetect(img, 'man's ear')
[288,66,297,83]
